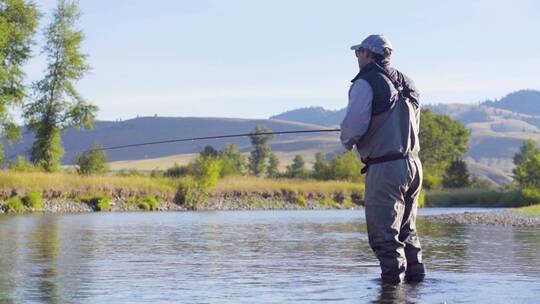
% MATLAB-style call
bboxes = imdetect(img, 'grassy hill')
[2,116,342,167]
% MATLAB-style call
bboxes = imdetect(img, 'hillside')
[1,116,342,165]
[269,90,540,185]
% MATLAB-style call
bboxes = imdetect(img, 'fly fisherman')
[340,34,425,284]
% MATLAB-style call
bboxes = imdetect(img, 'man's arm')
[340,79,373,150]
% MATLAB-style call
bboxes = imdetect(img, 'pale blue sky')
[23,0,540,121]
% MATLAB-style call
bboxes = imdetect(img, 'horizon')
[16,0,540,122]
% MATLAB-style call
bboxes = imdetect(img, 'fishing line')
[86,128,341,153]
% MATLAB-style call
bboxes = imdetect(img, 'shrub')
[5,197,25,213]
[164,163,190,178]
[23,191,43,210]
[79,194,111,211]
[321,197,339,209]
[138,202,151,211]
[418,191,425,208]
[75,144,109,175]
[138,196,158,211]
[7,156,38,172]
[521,188,540,204]
[96,197,111,211]
[175,177,205,210]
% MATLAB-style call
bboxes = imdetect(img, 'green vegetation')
[515,204,540,216]
[442,158,471,188]
[22,190,43,210]
[266,152,280,178]
[219,144,246,177]
[0,0,39,164]
[419,109,471,189]
[248,125,275,176]
[5,197,25,213]
[23,0,97,172]
[78,194,111,211]
[285,155,308,179]
[135,196,158,211]
[75,144,109,175]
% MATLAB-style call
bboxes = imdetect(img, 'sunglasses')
[355,48,366,58]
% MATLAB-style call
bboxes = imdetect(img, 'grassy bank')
[425,188,532,208]
[515,204,540,216]
[0,171,363,213]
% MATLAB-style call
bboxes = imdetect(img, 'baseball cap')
[350,34,393,55]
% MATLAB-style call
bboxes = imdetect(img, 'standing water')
[0,209,539,303]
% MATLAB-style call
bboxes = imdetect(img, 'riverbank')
[422,209,540,228]
[0,171,363,213]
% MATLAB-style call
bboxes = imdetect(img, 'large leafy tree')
[248,125,275,176]
[513,139,539,166]
[0,0,39,163]
[419,109,470,188]
[442,158,471,188]
[513,153,540,188]
[23,0,97,171]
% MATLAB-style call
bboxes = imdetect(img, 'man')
[340,34,425,284]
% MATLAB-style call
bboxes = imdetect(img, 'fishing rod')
[86,128,341,153]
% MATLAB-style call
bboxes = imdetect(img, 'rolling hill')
[3,89,538,185]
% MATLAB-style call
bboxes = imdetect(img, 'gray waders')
[364,155,425,284]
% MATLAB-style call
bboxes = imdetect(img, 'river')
[1,209,539,303]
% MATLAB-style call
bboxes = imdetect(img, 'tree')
[419,109,470,188]
[442,158,471,188]
[23,0,97,171]
[285,154,308,179]
[266,152,280,178]
[513,153,540,188]
[191,155,222,190]
[248,125,275,176]
[513,139,539,166]
[200,145,218,159]
[0,0,39,163]
[75,144,108,175]
[312,152,330,180]
[219,144,246,177]
[329,151,363,182]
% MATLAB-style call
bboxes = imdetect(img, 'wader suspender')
[360,63,411,175]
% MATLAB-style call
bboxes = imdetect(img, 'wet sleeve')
[340,79,373,150]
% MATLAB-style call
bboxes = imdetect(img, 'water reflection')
[0,211,538,303]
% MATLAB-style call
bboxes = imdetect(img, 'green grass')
[425,188,527,207]
[515,204,540,216]
[23,191,43,210]
[4,197,26,213]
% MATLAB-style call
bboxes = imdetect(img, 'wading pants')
[364,155,425,283]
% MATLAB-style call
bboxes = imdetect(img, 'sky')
[20,0,540,121]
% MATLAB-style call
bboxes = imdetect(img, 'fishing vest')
[350,62,421,173]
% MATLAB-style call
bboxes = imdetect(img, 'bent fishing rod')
[86,128,341,153]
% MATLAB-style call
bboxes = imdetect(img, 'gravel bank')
[422,211,540,228]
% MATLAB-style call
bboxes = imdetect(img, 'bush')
[75,145,109,175]
[79,194,112,211]
[521,188,540,204]
[7,156,38,172]
[164,163,190,178]
[96,197,111,211]
[5,197,25,213]
[23,191,43,210]
[138,196,158,211]
[175,177,205,210]
[418,191,425,208]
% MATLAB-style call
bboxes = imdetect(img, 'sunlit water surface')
[1,209,539,303]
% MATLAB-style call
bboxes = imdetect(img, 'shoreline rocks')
[421,211,540,228]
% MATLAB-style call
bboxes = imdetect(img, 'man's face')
[355,48,372,70]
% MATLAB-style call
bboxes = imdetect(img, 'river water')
[0,209,539,303]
